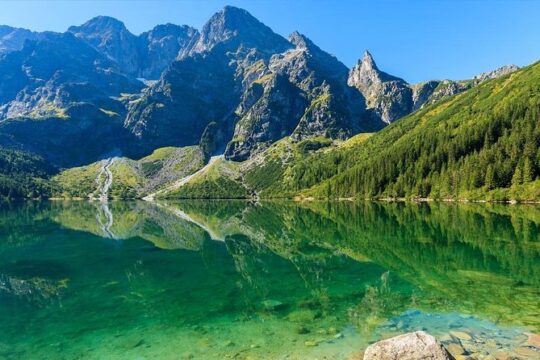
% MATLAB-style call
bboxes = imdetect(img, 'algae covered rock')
[363,331,454,360]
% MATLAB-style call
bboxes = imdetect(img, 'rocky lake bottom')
[0,200,538,359]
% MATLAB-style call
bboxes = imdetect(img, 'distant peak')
[288,31,312,49]
[186,5,289,56]
[361,50,377,70]
[213,5,258,25]
[73,16,128,32]
[473,64,519,82]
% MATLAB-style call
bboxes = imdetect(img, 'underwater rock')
[363,331,454,360]
[261,299,285,311]
[446,343,466,356]
[525,332,540,349]
[513,346,538,357]
[450,331,473,341]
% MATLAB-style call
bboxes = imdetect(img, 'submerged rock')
[261,299,285,311]
[363,331,454,360]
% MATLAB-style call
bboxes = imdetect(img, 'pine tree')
[523,158,534,182]
[512,163,523,187]
[485,165,495,190]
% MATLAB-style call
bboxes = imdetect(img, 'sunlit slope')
[303,61,540,200]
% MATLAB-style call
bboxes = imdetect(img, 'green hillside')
[0,147,56,199]
[162,62,540,202]
[301,61,540,201]
[53,146,205,199]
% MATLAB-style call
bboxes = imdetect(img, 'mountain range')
[0,6,535,201]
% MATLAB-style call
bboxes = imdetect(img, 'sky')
[0,0,538,83]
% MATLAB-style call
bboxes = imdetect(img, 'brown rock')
[514,346,538,357]
[447,343,466,356]
[363,331,454,360]
[450,331,473,341]
[493,351,512,360]
[525,332,540,349]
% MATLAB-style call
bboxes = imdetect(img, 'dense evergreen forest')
[297,62,540,201]
[2,62,540,201]
[0,148,56,199]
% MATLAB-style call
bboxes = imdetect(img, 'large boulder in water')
[364,331,454,360]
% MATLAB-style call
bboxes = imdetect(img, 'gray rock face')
[348,51,412,124]
[473,64,519,82]
[0,32,143,166]
[225,31,373,160]
[349,51,519,123]
[69,16,198,78]
[0,25,43,54]
[363,331,454,360]
[138,24,198,79]
[69,16,140,76]
[183,6,290,57]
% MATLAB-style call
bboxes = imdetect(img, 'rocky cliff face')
[224,32,373,160]
[349,51,519,123]
[125,8,378,161]
[138,24,198,79]
[0,32,143,166]
[0,6,522,168]
[68,16,198,79]
[348,51,412,124]
[0,26,43,54]
[124,6,296,158]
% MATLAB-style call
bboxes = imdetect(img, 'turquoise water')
[0,201,539,359]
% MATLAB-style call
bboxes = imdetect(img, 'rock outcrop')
[0,25,43,54]
[363,331,454,360]
[348,50,412,124]
[349,51,519,123]
[68,16,198,78]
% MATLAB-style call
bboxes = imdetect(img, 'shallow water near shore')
[0,200,539,359]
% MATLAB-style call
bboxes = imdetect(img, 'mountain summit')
[0,6,522,174]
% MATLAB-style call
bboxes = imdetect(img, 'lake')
[0,201,539,359]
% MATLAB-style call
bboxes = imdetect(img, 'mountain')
[125,6,377,160]
[158,61,540,202]
[68,16,198,78]
[0,6,529,200]
[0,32,143,166]
[0,25,43,54]
[348,51,519,123]
[304,61,540,201]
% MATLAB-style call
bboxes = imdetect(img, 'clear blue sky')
[0,0,538,83]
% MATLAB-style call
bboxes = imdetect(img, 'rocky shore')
[361,331,540,360]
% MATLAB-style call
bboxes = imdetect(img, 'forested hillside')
[0,148,56,199]
[303,61,540,201]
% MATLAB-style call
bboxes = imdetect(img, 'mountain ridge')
[0,6,527,200]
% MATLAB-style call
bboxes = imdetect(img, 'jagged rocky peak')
[139,23,198,79]
[68,16,134,46]
[360,50,377,70]
[348,50,412,124]
[186,6,290,56]
[288,31,313,49]
[0,25,43,54]
[348,50,406,88]
[474,64,519,82]
[68,16,139,75]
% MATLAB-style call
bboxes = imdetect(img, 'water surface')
[0,201,539,359]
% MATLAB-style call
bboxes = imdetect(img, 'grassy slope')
[301,62,540,201]
[163,135,373,199]
[53,146,205,199]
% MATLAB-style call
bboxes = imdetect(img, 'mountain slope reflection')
[50,200,540,333]
[2,200,537,359]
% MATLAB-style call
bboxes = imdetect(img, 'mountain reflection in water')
[0,200,538,359]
